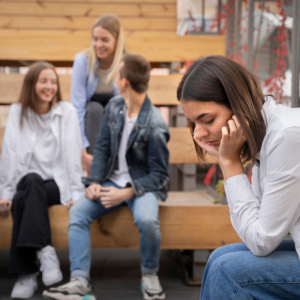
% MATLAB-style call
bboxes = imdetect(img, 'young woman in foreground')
[178,55,300,300]
[0,62,84,298]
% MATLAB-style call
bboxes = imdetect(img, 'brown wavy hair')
[177,55,266,164]
[19,61,62,126]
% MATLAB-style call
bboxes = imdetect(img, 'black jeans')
[8,173,60,275]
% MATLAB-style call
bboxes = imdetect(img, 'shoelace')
[144,274,160,290]
[39,249,57,272]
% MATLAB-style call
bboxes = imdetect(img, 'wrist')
[123,187,134,201]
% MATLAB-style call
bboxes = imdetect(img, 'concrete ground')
[0,249,201,300]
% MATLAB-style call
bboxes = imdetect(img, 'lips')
[207,141,219,146]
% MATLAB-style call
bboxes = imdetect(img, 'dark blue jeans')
[69,180,161,279]
[200,239,300,300]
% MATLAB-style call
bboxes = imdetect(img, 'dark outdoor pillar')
[234,0,241,57]
[246,0,254,71]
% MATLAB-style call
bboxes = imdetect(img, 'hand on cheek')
[219,115,247,165]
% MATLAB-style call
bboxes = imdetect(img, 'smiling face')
[92,25,117,61]
[180,100,233,147]
[35,68,58,104]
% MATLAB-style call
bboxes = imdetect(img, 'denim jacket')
[70,53,118,149]
[88,95,170,201]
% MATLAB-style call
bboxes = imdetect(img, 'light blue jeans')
[68,180,161,279]
[200,239,300,300]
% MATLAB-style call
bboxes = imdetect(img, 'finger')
[221,126,229,144]
[232,116,242,138]
[227,120,237,138]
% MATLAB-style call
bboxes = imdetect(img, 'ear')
[122,77,130,88]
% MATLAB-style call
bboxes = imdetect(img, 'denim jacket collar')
[125,95,152,151]
[134,95,152,128]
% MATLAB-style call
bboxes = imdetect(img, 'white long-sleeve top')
[225,96,300,258]
[0,102,85,205]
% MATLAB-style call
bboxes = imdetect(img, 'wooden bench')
[0,0,226,62]
[0,73,182,107]
[0,193,240,250]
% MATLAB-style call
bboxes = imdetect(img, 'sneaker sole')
[43,291,92,300]
[141,289,166,300]
[142,292,166,300]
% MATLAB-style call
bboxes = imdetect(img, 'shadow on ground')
[0,249,200,300]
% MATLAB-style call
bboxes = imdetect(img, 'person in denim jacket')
[43,54,170,300]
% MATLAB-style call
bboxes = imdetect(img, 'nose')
[194,124,209,139]
[94,40,103,48]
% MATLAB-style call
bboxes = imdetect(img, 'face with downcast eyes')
[35,68,58,104]
[180,100,233,148]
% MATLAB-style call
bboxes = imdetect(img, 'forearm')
[219,158,245,182]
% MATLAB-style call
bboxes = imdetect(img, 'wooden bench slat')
[0,30,226,62]
[0,115,217,165]
[0,3,176,17]
[0,16,177,31]
[0,0,176,2]
[0,192,241,250]
[0,73,182,106]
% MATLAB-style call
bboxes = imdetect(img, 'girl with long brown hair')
[178,55,300,299]
[0,62,84,298]
[71,14,126,175]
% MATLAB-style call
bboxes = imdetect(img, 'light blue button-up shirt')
[70,53,118,149]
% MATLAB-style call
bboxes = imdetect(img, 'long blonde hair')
[85,14,125,83]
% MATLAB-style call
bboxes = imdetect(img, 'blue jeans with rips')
[68,180,161,279]
[200,239,300,300]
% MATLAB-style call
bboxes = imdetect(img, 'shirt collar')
[262,95,277,124]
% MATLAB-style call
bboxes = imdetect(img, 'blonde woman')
[0,62,84,298]
[71,14,126,175]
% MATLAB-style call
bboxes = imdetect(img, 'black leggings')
[8,173,60,275]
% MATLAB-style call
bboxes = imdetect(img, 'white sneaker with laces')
[43,277,93,300]
[141,274,166,300]
[11,273,38,299]
[38,245,63,286]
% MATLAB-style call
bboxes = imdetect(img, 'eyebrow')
[186,113,210,121]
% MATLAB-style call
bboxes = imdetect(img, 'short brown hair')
[19,61,62,126]
[120,53,150,93]
[177,55,266,165]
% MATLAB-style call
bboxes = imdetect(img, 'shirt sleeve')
[0,105,19,200]
[225,127,300,256]
[70,53,90,149]
[64,106,85,202]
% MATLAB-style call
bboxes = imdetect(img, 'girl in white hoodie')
[0,62,84,298]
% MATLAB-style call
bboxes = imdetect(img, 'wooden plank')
[0,0,176,3]
[0,30,226,61]
[0,73,182,106]
[0,16,176,31]
[168,128,217,164]
[0,3,176,17]
[0,192,241,250]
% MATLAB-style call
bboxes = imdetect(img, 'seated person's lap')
[70,180,159,224]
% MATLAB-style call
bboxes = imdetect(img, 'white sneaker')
[141,274,165,300]
[43,277,93,300]
[11,273,38,299]
[38,245,63,286]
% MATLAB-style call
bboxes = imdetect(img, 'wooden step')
[0,74,182,106]
[0,191,241,250]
